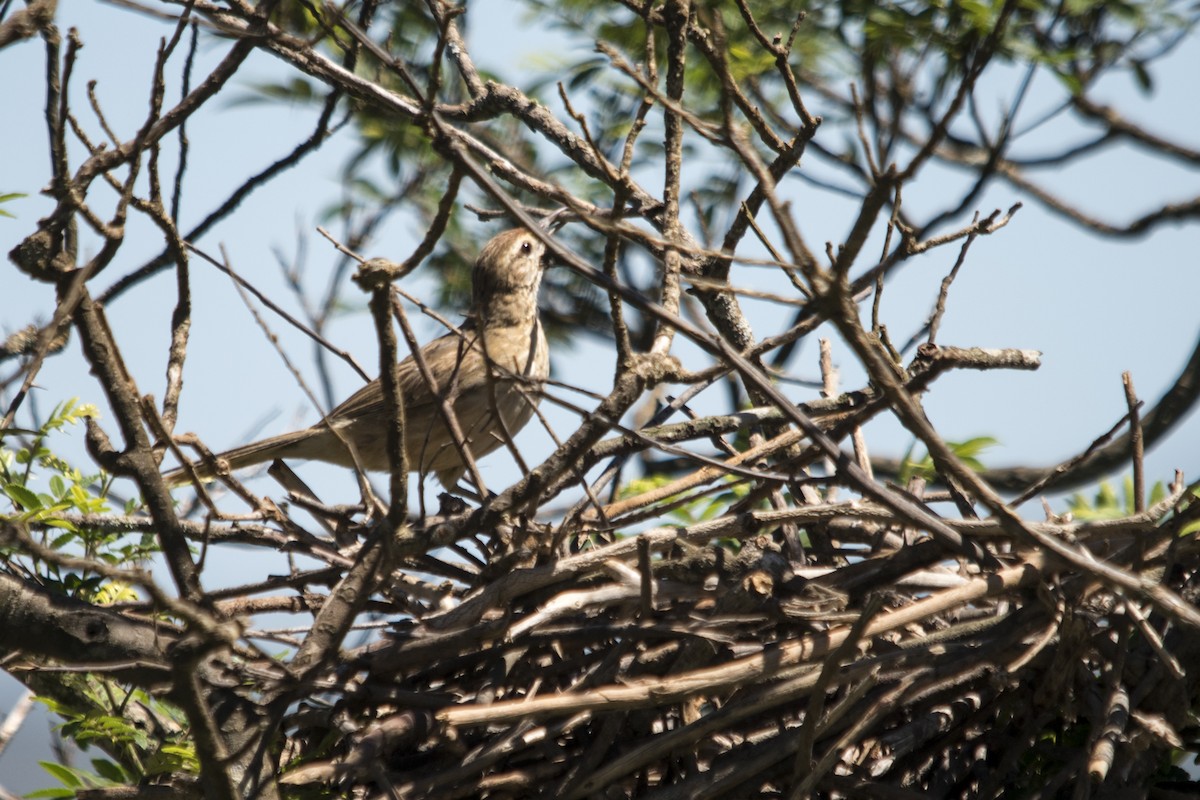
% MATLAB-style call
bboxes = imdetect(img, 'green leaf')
[1130,58,1153,94]
[0,191,25,218]
[1051,70,1084,96]
[949,436,999,458]
[0,427,40,439]
[44,518,79,534]
[91,759,127,783]
[38,762,84,789]
[49,531,76,549]
[25,789,76,799]
[4,482,42,511]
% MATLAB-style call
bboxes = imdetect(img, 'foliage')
[1,400,155,600]
[898,435,998,484]
[0,192,24,218]
[1067,475,1168,521]
[28,684,196,797]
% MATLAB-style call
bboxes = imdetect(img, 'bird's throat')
[478,286,541,329]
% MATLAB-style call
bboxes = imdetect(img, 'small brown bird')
[166,228,550,490]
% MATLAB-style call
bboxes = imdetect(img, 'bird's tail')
[162,429,318,486]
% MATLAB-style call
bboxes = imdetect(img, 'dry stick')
[689,11,786,153]
[100,96,347,305]
[551,712,629,799]
[565,347,1040,536]
[3,36,92,431]
[831,290,1200,629]
[2,521,227,647]
[0,688,33,760]
[996,153,1200,237]
[637,666,890,800]
[897,0,1021,182]
[187,240,370,382]
[713,332,993,564]
[602,194,635,367]
[917,57,1035,239]
[591,8,654,360]
[850,83,882,180]
[584,346,1036,466]
[849,203,1021,308]
[567,351,1037,527]
[719,106,819,297]
[415,502,873,635]
[557,83,620,186]
[388,296,487,498]
[1009,403,1141,507]
[392,712,583,799]
[563,662,835,799]
[425,0,484,98]
[637,535,654,615]
[869,185,901,337]
[558,368,729,530]
[1085,650,1131,785]
[465,156,1013,558]
[306,195,396,407]
[146,17,199,436]
[439,556,1041,727]
[982,329,1200,494]
[60,512,353,569]
[171,656,240,800]
[1121,598,1185,680]
[573,38,781,354]
[683,275,815,307]
[2,259,99,432]
[140,199,192,436]
[170,20,200,221]
[790,595,884,792]
[792,674,899,798]
[525,381,796,494]
[730,1,814,128]
[908,211,977,352]
[286,534,388,688]
[516,387,613,544]
[202,243,380,512]
[66,27,254,200]
[1122,371,1145,515]
[145,400,256,516]
[652,0,689,357]
[363,274,408,528]
[741,201,811,300]
[818,337,839,500]
[73,275,207,603]
[1071,92,1200,163]
[317,222,503,502]
[590,424,806,521]
[691,31,817,342]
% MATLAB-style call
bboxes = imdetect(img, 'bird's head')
[472,228,548,317]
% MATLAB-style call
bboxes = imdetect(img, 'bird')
[165,228,550,490]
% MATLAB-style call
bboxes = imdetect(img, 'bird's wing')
[323,321,483,426]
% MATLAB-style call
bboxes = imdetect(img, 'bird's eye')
[520,241,532,254]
